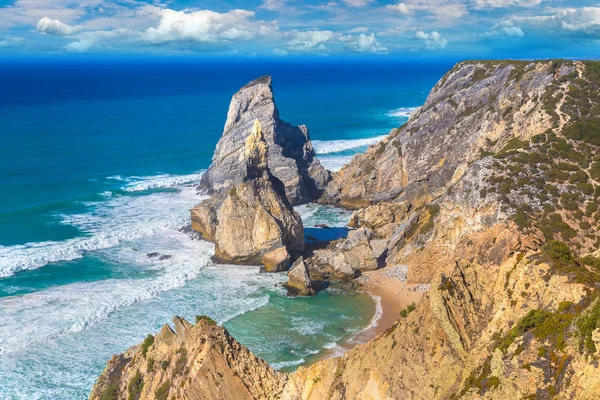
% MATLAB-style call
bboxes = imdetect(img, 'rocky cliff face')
[199,76,330,205]
[92,60,600,399]
[191,120,304,266]
[322,60,580,208]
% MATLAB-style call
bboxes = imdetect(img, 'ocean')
[0,59,452,399]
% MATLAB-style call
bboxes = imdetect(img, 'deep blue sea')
[0,59,451,399]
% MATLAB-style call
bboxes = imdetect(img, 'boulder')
[191,120,304,266]
[260,247,291,272]
[199,76,330,205]
[285,257,315,296]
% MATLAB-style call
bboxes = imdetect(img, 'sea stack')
[191,119,304,267]
[199,76,330,205]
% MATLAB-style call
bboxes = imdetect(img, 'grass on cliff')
[141,335,154,358]
[195,315,217,326]
[155,380,171,400]
[127,370,144,400]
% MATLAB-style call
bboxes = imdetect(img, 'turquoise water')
[0,60,450,399]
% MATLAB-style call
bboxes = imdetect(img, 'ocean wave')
[318,155,354,172]
[312,136,386,155]
[0,232,214,354]
[349,294,383,342]
[217,294,271,325]
[0,186,205,278]
[387,106,419,119]
[120,172,204,192]
[272,358,306,370]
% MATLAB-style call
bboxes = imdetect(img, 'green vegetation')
[577,299,600,354]
[127,370,144,400]
[496,309,553,353]
[538,241,600,284]
[418,204,440,236]
[161,360,170,370]
[155,380,171,400]
[146,358,154,373]
[141,335,154,358]
[399,302,416,318]
[98,383,120,400]
[195,315,217,326]
[563,120,600,146]
[174,348,188,376]
[452,359,500,398]
[375,142,387,155]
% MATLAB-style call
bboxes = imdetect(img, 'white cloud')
[401,1,466,20]
[342,33,387,52]
[260,0,289,11]
[385,2,410,15]
[414,30,447,49]
[287,30,335,51]
[474,0,542,9]
[37,17,82,35]
[342,0,375,8]
[504,7,600,38]
[0,35,25,47]
[484,20,525,37]
[143,9,277,44]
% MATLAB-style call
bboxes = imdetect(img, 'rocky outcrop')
[284,257,315,296]
[199,76,330,205]
[89,316,288,400]
[191,120,304,265]
[260,246,291,272]
[322,60,580,208]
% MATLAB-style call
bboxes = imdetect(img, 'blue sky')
[0,0,599,58]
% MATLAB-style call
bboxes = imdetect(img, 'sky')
[0,0,599,59]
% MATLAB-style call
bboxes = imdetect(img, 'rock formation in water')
[199,76,330,205]
[191,120,304,266]
[93,60,600,399]
[284,257,315,296]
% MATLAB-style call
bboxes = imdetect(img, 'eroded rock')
[199,76,330,205]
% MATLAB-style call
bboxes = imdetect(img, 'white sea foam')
[312,136,386,155]
[387,106,419,119]
[120,172,204,192]
[318,155,354,172]
[0,178,206,278]
[0,231,214,354]
[272,359,306,370]
[358,294,383,337]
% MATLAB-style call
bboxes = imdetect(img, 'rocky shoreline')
[91,60,600,399]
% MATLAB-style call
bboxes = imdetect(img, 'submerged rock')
[191,120,304,266]
[199,76,330,205]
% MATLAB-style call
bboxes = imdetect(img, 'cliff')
[199,76,330,205]
[91,60,600,399]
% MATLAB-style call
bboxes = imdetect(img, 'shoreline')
[298,267,427,370]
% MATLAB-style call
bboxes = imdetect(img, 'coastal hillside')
[90,60,600,399]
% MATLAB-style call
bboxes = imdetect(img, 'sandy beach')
[348,266,428,345]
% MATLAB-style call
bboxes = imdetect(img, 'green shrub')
[399,302,416,318]
[173,348,188,376]
[141,335,154,358]
[496,309,553,353]
[563,120,600,146]
[195,315,217,326]
[146,358,154,373]
[155,380,171,400]
[577,299,600,353]
[127,371,144,400]
[98,383,119,400]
